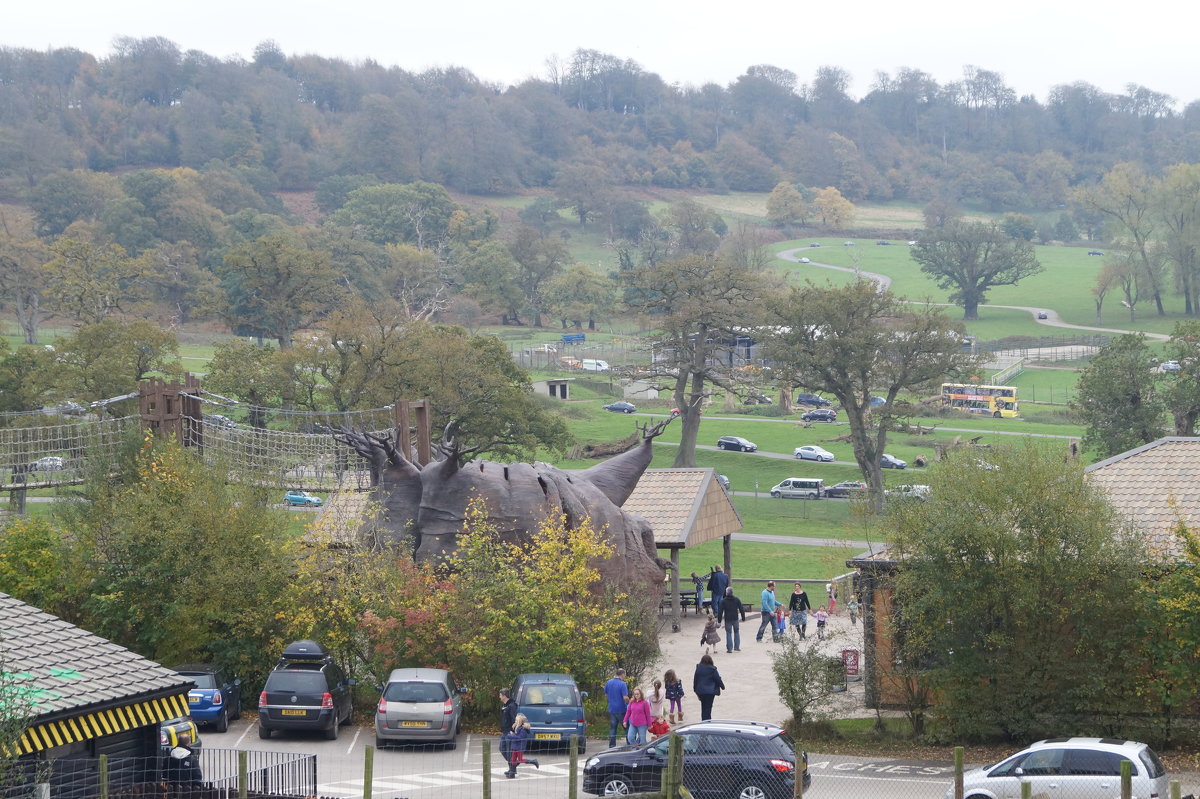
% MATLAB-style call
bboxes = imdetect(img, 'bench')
[659,591,710,615]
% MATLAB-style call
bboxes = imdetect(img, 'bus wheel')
[993,411,1001,418]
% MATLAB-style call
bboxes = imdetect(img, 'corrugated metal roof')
[625,468,743,548]
[1085,437,1200,561]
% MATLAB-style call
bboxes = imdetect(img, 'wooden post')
[568,734,579,799]
[362,744,374,799]
[1121,759,1132,799]
[99,754,108,799]
[482,738,492,799]
[394,400,433,466]
[662,733,682,799]
[953,746,963,799]
[238,750,248,799]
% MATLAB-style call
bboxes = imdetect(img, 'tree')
[218,234,342,348]
[1155,163,1200,315]
[1093,265,1116,323]
[459,240,525,325]
[0,234,48,344]
[770,630,848,728]
[42,238,150,325]
[1073,334,1163,457]
[764,280,975,508]
[330,182,460,250]
[508,226,568,327]
[542,263,617,330]
[623,255,767,467]
[887,443,1148,741]
[910,220,1042,320]
[1159,321,1200,435]
[812,186,855,227]
[765,182,808,228]
[42,319,179,405]
[1075,163,1167,315]
[203,340,290,427]
[552,164,615,227]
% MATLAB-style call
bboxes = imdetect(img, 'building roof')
[1085,437,1200,561]
[624,468,743,549]
[0,592,193,754]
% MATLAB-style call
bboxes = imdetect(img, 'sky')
[10,0,1200,108]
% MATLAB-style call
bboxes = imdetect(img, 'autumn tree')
[623,254,767,467]
[1158,321,1200,435]
[764,279,975,508]
[910,220,1042,320]
[0,234,49,344]
[42,319,180,405]
[42,238,150,325]
[765,182,809,228]
[812,186,855,227]
[1073,334,1164,457]
[1155,163,1200,315]
[542,263,617,330]
[203,339,291,427]
[508,226,569,327]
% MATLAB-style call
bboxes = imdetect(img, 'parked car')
[798,257,811,264]
[258,640,355,740]
[159,715,201,750]
[1161,360,1182,373]
[801,409,837,423]
[283,490,323,507]
[175,664,241,732]
[1037,310,1048,320]
[743,393,772,405]
[843,241,855,246]
[793,393,831,407]
[793,445,834,462]
[809,242,821,248]
[512,673,588,753]
[887,484,931,500]
[716,436,757,452]
[1088,250,1105,256]
[31,456,65,472]
[869,396,887,407]
[876,240,892,245]
[880,454,907,469]
[603,401,637,413]
[770,478,824,499]
[56,400,87,416]
[375,668,466,749]
[948,737,1167,799]
[716,474,730,490]
[208,414,236,429]
[825,481,867,498]
[583,719,809,799]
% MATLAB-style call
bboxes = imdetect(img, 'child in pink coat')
[623,687,654,745]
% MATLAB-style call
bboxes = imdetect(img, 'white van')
[769,478,824,499]
[581,359,610,372]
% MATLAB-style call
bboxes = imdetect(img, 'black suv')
[801,409,837,423]
[582,719,808,799]
[258,640,355,740]
[794,393,831,407]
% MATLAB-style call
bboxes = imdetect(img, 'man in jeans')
[604,668,629,748]
[716,585,746,652]
[756,581,782,642]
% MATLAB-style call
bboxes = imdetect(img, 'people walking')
[503,713,539,778]
[604,668,629,748]
[716,585,746,652]
[756,581,783,642]
[623,687,653,744]
[789,582,812,639]
[700,611,721,655]
[648,680,665,720]
[692,654,725,721]
[814,604,830,640]
[664,669,685,723]
[848,594,860,626]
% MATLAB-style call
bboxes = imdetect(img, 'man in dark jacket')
[715,585,746,652]
[498,688,518,771]
[707,565,729,612]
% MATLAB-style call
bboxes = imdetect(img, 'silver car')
[374,668,465,749]
[949,737,1168,799]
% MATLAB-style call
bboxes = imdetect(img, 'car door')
[1061,749,1127,797]
[998,748,1065,799]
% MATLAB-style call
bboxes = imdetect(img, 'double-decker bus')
[941,383,1019,418]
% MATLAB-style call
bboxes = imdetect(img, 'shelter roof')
[625,468,743,549]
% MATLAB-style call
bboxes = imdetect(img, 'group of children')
[622,670,687,744]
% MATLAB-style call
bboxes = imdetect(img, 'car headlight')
[584,757,599,770]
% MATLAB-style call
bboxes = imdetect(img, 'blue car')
[284,490,323,507]
[174,664,241,732]
[512,673,589,753]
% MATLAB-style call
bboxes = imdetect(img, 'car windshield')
[384,681,449,703]
[518,683,578,706]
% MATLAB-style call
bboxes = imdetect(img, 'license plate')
[280,709,307,716]
[400,721,429,728]
[188,696,202,704]
[535,733,561,741]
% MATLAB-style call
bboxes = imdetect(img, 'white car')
[949,737,1168,799]
[793,445,834,462]
[32,456,65,472]
[799,257,811,264]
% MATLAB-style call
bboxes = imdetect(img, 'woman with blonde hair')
[503,712,539,778]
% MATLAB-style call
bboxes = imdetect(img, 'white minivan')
[769,478,824,499]
[581,359,610,372]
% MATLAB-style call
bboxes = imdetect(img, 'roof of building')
[624,468,743,548]
[0,592,193,754]
[1085,437,1200,561]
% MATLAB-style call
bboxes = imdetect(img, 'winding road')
[776,248,1169,341]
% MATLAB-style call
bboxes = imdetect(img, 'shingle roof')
[0,592,193,723]
[624,468,743,548]
[1085,437,1200,561]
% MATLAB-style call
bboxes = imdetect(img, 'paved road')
[776,247,1169,340]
